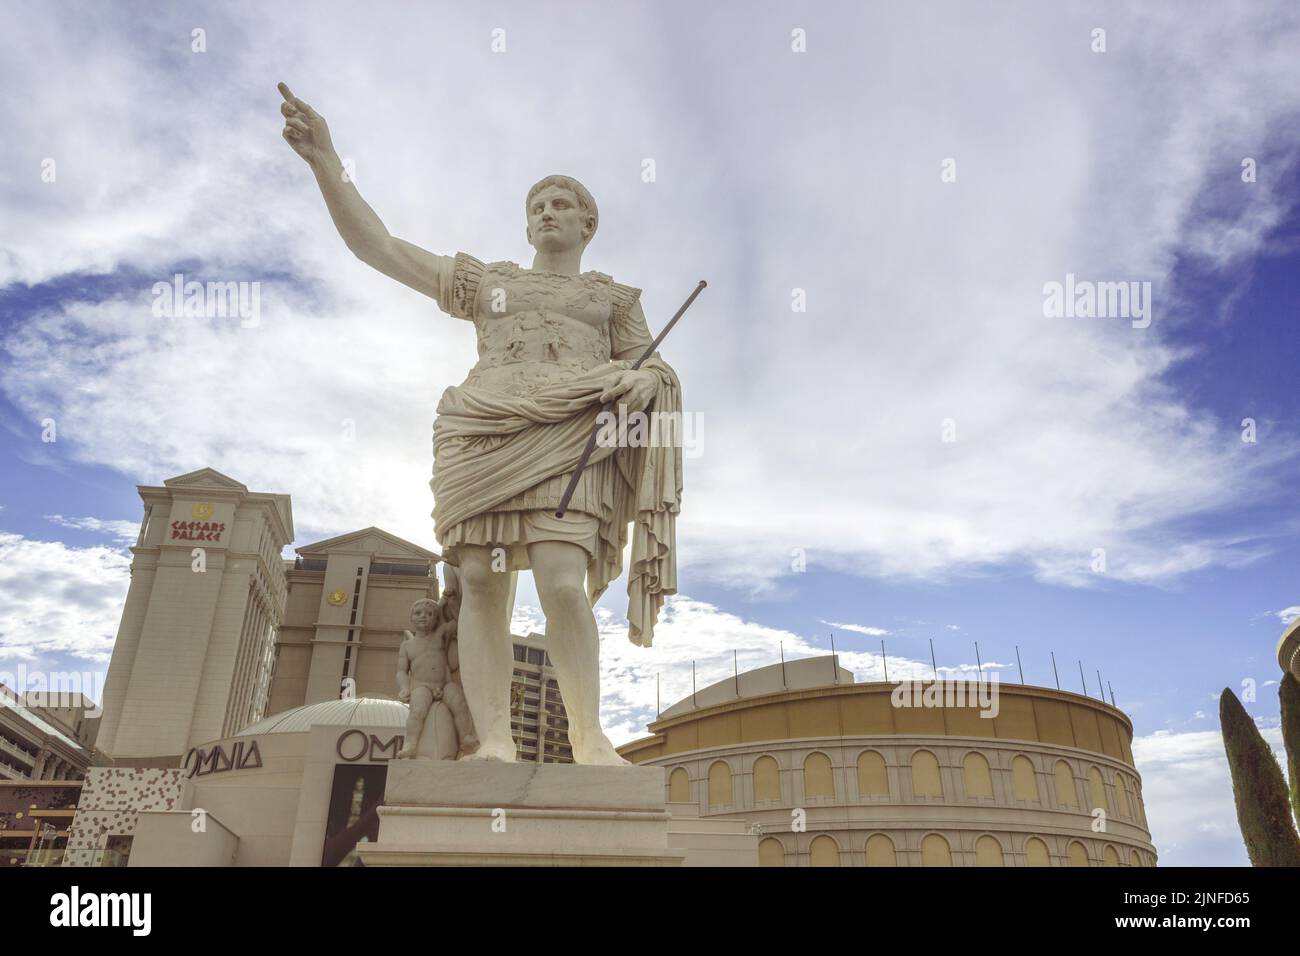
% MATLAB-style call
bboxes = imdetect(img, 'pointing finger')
[278,81,316,116]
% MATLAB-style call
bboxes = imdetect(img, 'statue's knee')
[540,580,587,613]
[459,556,503,601]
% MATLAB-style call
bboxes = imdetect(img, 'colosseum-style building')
[617,656,1157,867]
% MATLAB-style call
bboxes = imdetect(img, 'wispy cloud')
[2,3,1298,598]
[44,514,140,544]
[0,531,131,665]
[822,620,889,637]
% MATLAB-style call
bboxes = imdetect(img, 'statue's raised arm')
[278,82,448,301]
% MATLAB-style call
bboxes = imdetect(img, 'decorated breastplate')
[465,264,613,393]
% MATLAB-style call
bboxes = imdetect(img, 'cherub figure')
[396,584,478,759]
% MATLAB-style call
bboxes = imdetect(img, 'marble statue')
[396,576,476,760]
[281,83,683,765]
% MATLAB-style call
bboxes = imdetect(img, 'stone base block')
[356,759,684,867]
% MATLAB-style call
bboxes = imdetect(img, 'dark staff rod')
[556,280,708,517]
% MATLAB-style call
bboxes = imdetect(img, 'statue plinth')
[355,761,685,867]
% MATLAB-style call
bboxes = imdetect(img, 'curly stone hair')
[525,174,598,246]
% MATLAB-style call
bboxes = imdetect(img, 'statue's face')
[526,185,592,252]
[411,603,436,630]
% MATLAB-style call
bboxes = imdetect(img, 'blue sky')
[2,1,1299,865]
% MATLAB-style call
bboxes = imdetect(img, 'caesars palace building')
[0,467,1169,867]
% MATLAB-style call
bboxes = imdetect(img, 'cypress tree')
[1280,673,1300,828]
[1219,687,1300,866]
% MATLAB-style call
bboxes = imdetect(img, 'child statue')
[396,576,478,759]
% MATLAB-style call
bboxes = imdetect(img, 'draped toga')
[429,252,682,647]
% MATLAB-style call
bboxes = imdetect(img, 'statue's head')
[409,598,439,631]
[525,175,598,253]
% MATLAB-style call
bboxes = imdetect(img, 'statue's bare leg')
[398,685,435,758]
[456,545,517,761]
[529,539,629,765]
[441,682,478,754]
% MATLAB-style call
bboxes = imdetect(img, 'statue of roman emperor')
[279,84,683,765]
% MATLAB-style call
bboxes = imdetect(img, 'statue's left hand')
[600,369,657,412]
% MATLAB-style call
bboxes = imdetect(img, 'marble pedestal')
[356,760,685,866]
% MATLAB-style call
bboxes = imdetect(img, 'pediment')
[163,467,250,492]
[296,526,439,562]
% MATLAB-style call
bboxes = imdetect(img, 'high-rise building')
[265,527,441,714]
[95,468,293,765]
[509,633,572,763]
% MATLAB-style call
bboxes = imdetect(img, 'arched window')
[911,750,943,798]
[758,837,785,867]
[809,835,840,867]
[804,752,835,799]
[1011,755,1038,802]
[668,767,689,803]
[1103,845,1120,867]
[1129,848,1142,868]
[1053,760,1077,808]
[1087,766,1108,813]
[920,833,952,867]
[1134,782,1147,825]
[1115,773,1132,818]
[864,833,896,867]
[857,750,888,797]
[974,835,1004,866]
[1067,841,1090,867]
[1023,837,1050,867]
[753,755,780,802]
[963,752,993,799]
[707,760,733,808]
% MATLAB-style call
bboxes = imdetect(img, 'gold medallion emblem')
[191,502,215,521]
[327,589,348,607]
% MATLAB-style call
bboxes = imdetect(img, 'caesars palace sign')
[172,502,225,542]
[183,730,405,778]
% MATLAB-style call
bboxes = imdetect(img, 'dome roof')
[236,697,407,736]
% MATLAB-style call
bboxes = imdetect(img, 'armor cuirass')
[462,263,613,397]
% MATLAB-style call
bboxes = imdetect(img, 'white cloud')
[822,620,889,637]
[1277,606,1300,626]
[0,532,131,665]
[44,515,140,544]
[517,593,973,746]
[1,2,1298,597]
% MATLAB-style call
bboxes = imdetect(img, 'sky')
[1,0,1298,865]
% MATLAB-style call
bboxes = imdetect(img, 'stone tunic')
[431,252,652,562]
